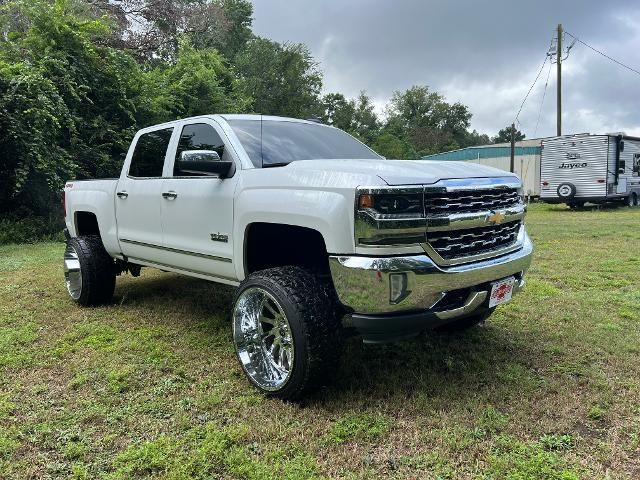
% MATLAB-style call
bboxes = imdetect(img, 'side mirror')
[176,150,232,177]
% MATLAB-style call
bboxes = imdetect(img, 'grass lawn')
[1,203,639,479]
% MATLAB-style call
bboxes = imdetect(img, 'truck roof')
[139,114,324,132]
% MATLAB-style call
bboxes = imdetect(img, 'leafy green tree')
[0,0,250,221]
[0,0,145,215]
[139,42,249,126]
[92,0,253,62]
[493,125,525,143]
[321,91,378,143]
[372,132,416,159]
[462,129,492,147]
[322,93,356,131]
[214,0,253,59]
[385,85,472,155]
[235,37,322,118]
[351,92,379,144]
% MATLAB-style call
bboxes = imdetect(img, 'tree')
[138,42,249,126]
[384,85,472,156]
[351,92,379,144]
[493,125,525,144]
[235,37,322,118]
[93,0,253,62]
[0,0,246,220]
[321,93,355,131]
[372,133,416,160]
[321,91,379,143]
[0,0,146,215]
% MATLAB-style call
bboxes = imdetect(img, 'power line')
[565,31,640,77]
[514,55,548,125]
[514,33,556,126]
[534,60,553,138]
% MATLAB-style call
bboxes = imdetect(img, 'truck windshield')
[226,119,382,167]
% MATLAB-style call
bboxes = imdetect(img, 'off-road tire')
[65,235,116,306]
[232,266,342,400]
[436,308,495,333]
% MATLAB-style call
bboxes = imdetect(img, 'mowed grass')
[1,203,639,479]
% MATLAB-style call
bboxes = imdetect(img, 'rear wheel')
[628,193,637,207]
[436,308,494,333]
[232,267,341,400]
[64,235,115,306]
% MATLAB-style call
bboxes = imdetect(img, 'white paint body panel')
[64,114,522,284]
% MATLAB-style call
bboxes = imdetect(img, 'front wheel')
[232,267,341,400]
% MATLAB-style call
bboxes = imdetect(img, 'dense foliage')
[0,0,504,238]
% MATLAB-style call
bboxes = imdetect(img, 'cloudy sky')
[251,0,640,138]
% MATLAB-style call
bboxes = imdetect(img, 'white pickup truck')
[63,114,533,399]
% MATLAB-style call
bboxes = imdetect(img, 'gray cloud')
[251,0,640,138]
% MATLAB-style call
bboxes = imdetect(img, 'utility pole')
[556,23,562,136]
[510,122,515,173]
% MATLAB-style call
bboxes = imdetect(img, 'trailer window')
[634,153,640,176]
[129,128,174,178]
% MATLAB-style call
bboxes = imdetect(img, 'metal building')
[422,139,542,197]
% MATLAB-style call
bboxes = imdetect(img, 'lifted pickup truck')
[63,114,533,399]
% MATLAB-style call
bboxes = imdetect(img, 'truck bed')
[64,179,121,257]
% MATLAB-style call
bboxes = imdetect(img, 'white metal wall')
[464,154,540,196]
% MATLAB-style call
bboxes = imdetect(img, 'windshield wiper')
[262,162,290,168]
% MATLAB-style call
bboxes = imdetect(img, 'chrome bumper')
[329,231,533,317]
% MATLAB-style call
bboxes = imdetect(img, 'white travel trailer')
[540,133,640,208]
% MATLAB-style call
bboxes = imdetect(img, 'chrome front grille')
[424,185,524,264]
[425,188,521,215]
[427,221,521,260]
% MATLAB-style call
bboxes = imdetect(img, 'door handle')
[116,191,128,199]
[162,191,178,199]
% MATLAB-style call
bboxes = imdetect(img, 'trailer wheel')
[628,193,638,207]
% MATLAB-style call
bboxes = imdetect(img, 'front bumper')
[329,231,533,341]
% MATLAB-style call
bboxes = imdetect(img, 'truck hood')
[284,159,519,186]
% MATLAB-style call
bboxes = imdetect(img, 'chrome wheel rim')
[63,244,82,300]
[559,185,571,197]
[232,287,294,391]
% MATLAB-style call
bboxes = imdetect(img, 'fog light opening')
[389,273,409,305]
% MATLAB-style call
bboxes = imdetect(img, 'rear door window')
[128,128,174,178]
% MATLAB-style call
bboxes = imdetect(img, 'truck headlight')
[355,188,426,246]
[357,193,423,216]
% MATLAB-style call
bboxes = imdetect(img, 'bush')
[0,216,64,245]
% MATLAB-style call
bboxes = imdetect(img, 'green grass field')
[1,203,639,479]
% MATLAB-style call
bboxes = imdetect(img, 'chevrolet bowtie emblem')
[487,210,506,225]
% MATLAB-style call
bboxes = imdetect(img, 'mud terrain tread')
[234,266,341,400]
[68,235,115,306]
